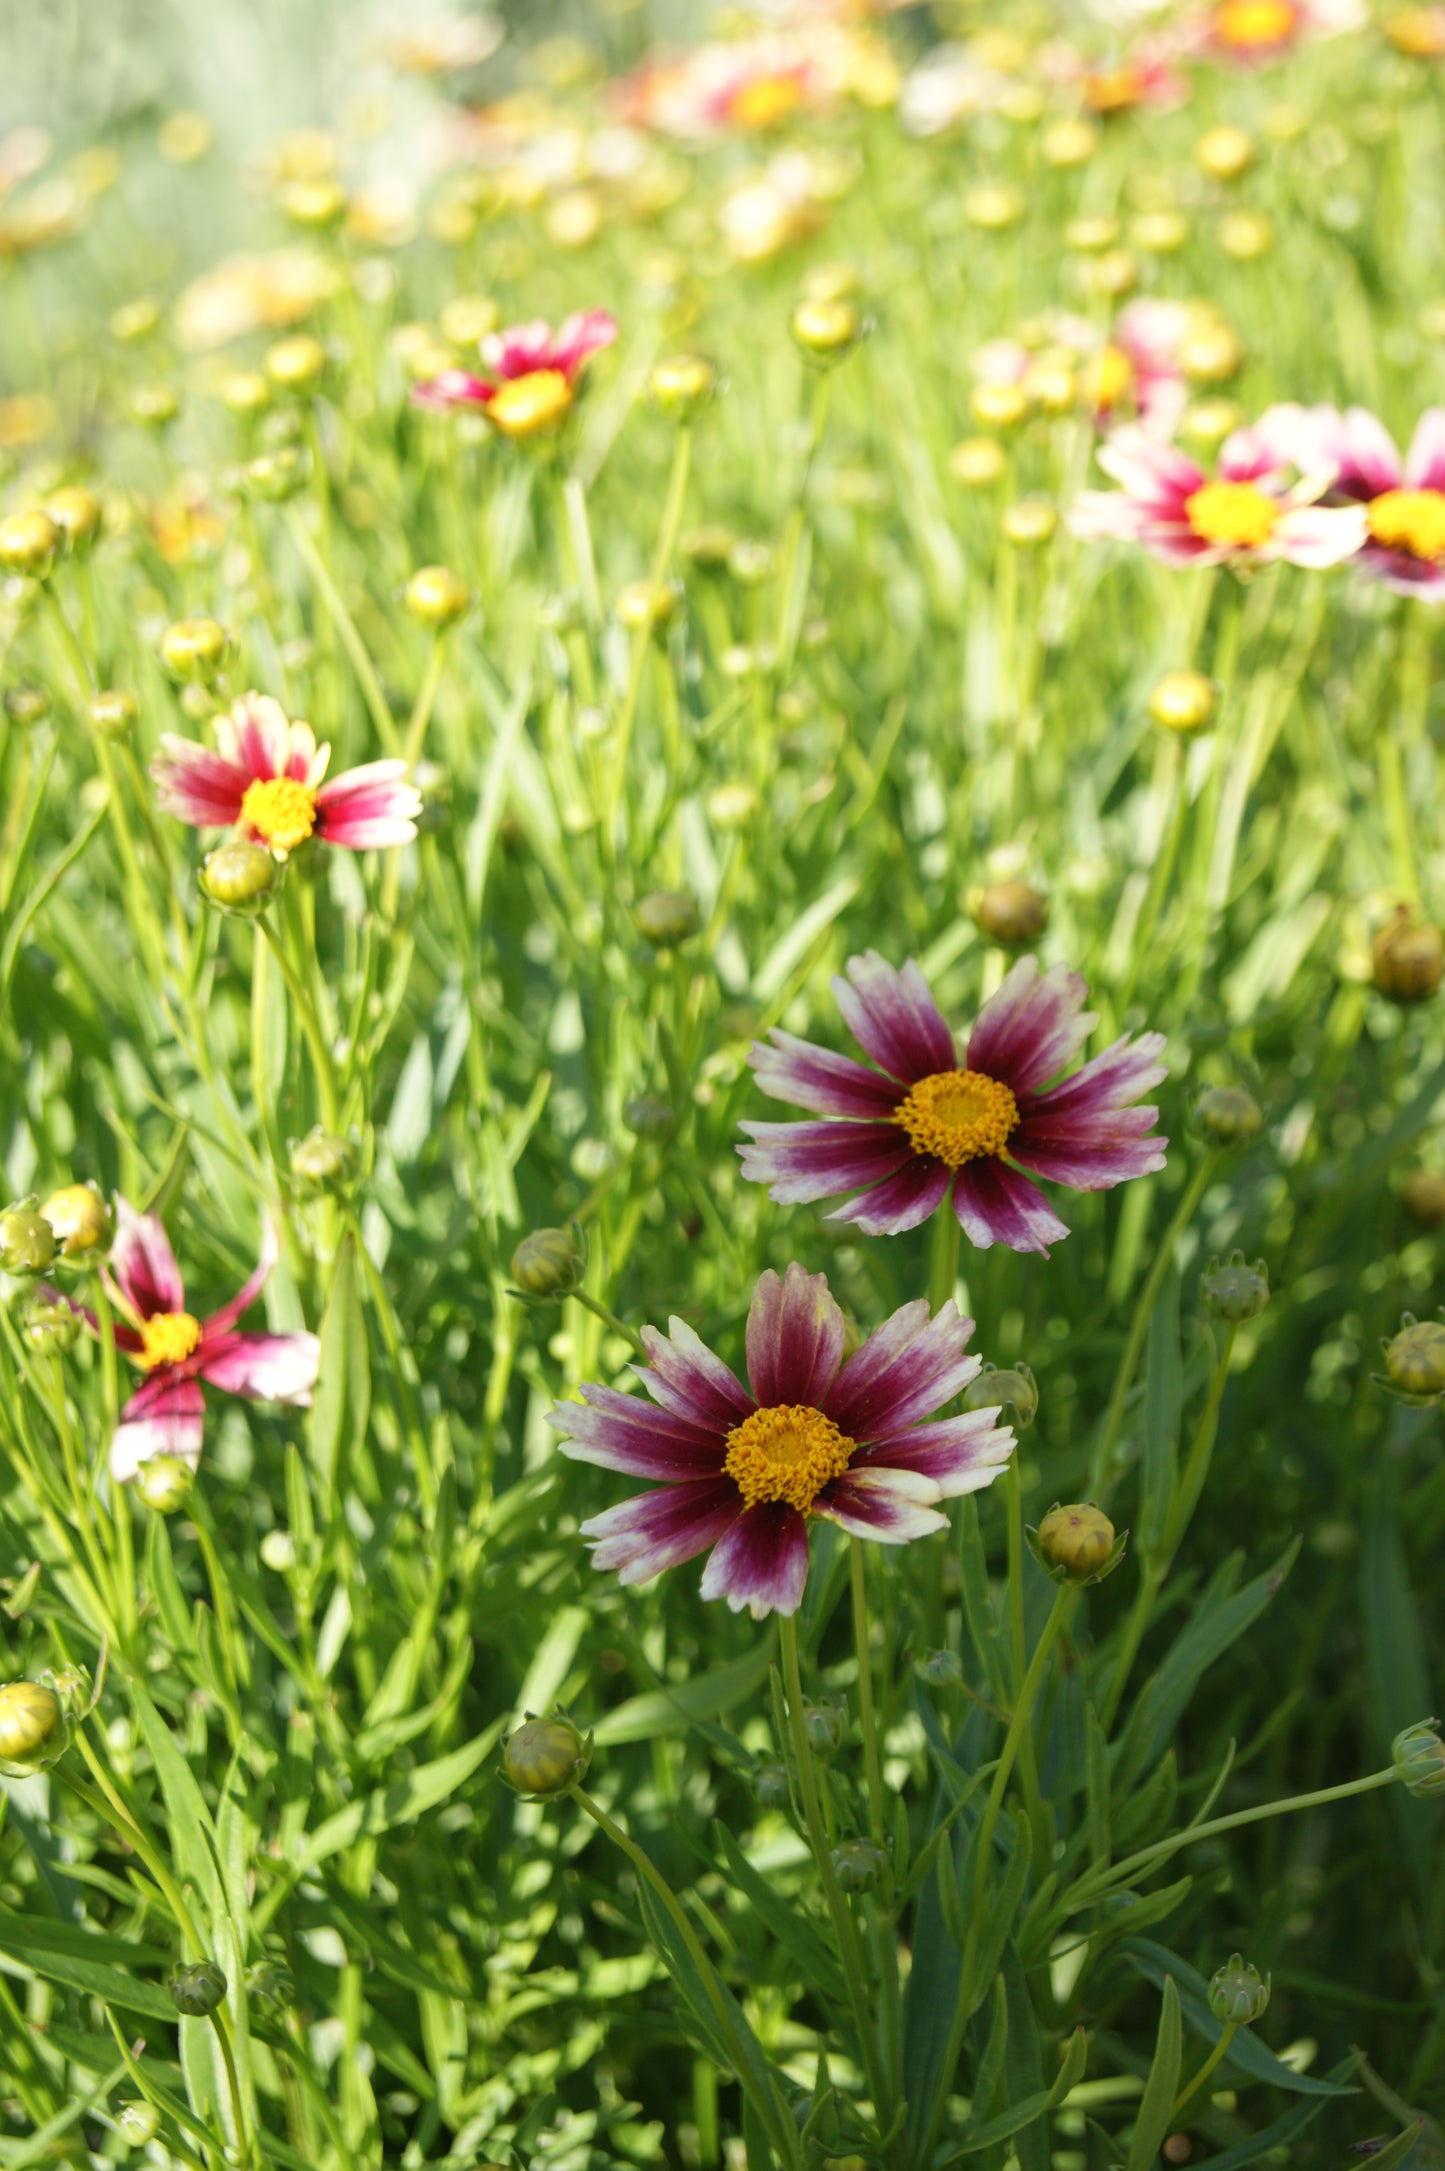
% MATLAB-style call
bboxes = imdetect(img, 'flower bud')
[831,1840,885,1893]
[511,1223,586,1299]
[503,1710,591,1799]
[438,294,500,346]
[130,384,180,427]
[1401,1169,1445,1226]
[636,889,700,947]
[1207,1954,1271,2025]
[964,183,1024,229]
[246,1957,296,2007]
[803,1699,848,1756]
[1150,670,1216,734]
[219,368,271,415]
[200,840,281,913]
[1035,1502,1118,1583]
[1219,209,1274,261]
[961,1362,1038,1429]
[161,616,230,683]
[1383,1316,1445,1399]
[1132,208,1191,254]
[260,1529,298,1573]
[1195,1084,1263,1144]
[0,1203,56,1274]
[1001,498,1057,547]
[791,295,865,363]
[44,485,102,551]
[1089,250,1138,300]
[616,580,681,635]
[39,1181,111,1256]
[0,1681,61,1763]
[23,1300,79,1356]
[1178,325,1244,384]
[649,353,718,419]
[136,1454,194,1514]
[290,1128,355,1190]
[282,176,347,228]
[112,296,161,341]
[1041,119,1098,167]
[1200,1253,1269,1323]
[918,1648,964,1688]
[170,1960,228,2017]
[754,1760,791,1807]
[727,538,776,587]
[948,437,1007,487]
[405,564,469,628]
[115,2102,162,2151]
[970,382,1029,430]
[681,524,738,569]
[623,1093,675,1140]
[1392,1717,1445,1798]
[265,334,327,390]
[1066,214,1120,254]
[4,684,50,727]
[87,688,139,738]
[0,509,60,576]
[1372,911,1444,1004]
[973,881,1047,945]
[1196,125,1255,181]
[1182,398,1244,450]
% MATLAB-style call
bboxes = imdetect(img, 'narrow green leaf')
[308,1234,370,1511]
[1123,1940,1356,2096]
[295,1718,505,1871]
[1125,1976,1181,2171]
[1139,1262,1182,1556]
[594,1645,774,1745]
[0,1917,176,2021]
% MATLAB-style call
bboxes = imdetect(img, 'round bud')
[1040,119,1098,167]
[1402,1169,1445,1226]
[161,616,230,683]
[1132,209,1190,254]
[111,297,160,341]
[0,509,59,576]
[245,447,308,502]
[201,840,280,914]
[918,1648,964,1688]
[1150,671,1216,734]
[754,1760,791,1808]
[0,1205,56,1274]
[511,1225,586,1299]
[803,1700,848,1756]
[1383,1317,1445,1398]
[88,689,139,738]
[4,684,50,727]
[962,1363,1039,1430]
[136,1454,194,1514]
[0,1681,61,1763]
[1178,325,1244,383]
[503,1712,590,1799]
[246,1958,296,2007]
[727,538,776,586]
[623,1093,675,1140]
[1196,125,1256,181]
[831,1840,885,1894]
[1219,209,1274,260]
[616,580,681,635]
[282,176,347,228]
[1200,1253,1270,1323]
[1037,1503,1115,1582]
[636,889,700,947]
[1001,498,1058,546]
[1373,912,1444,1004]
[39,1182,111,1256]
[1088,249,1139,299]
[260,1529,298,1572]
[1066,215,1120,254]
[790,296,864,362]
[970,382,1029,431]
[22,1300,77,1356]
[44,486,101,549]
[973,881,1047,946]
[948,437,1007,487]
[439,295,500,346]
[964,184,1024,230]
[405,564,469,628]
[681,524,738,569]
[290,1129,355,1190]
[1195,1084,1262,1144]
[115,2102,162,2150]
[129,384,180,427]
[649,353,717,419]
[1392,1717,1445,1798]
[265,334,327,390]
[219,368,271,415]
[170,1960,228,2017]
[1207,1954,1270,2025]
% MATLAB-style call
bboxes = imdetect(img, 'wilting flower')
[411,311,617,437]
[740,953,1167,1255]
[152,693,420,857]
[1255,404,1445,596]
[553,1263,1012,1617]
[1071,422,1367,568]
[44,1200,318,1481]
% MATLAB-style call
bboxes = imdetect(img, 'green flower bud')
[136,1454,194,1514]
[649,352,718,420]
[623,1093,675,1140]
[961,1362,1038,1430]
[1207,1953,1271,2025]
[161,616,230,684]
[616,579,681,635]
[1373,910,1444,1004]
[39,1181,111,1256]
[0,1202,57,1274]
[88,688,139,738]
[1401,1169,1445,1226]
[1150,670,1216,734]
[405,564,469,628]
[503,1710,591,1800]
[246,1958,296,2007]
[265,334,327,390]
[803,1699,848,1756]
[200,840,281,914]
[115,2102,162,2150]
[1200,1252,1270,1323]
[170,1960,228,2016]
[636,889,699,947]
[511,1223,586,1299]
[918,1648,964,1688]
[791,295,865,363]
[726,538,776,587]
[4,683,51,726]
[22,1300,78,1356]
[0,1681,62,1764]
[245,446,309,502]
[1034,1502,1121,1584]
[1392,1718,1445,1799]
[754,1760,791,1808]
[680,524,738,569]
[289,1128,355,1191]
[1383,1316,1445,1400]
[831,1840,885,1893]
[0,509,60,576]
[972,881,1047,946]
[1195,1084,1263,1144]
[260,1529,298,1573]
[130,384,180,427]
[45,486,102,550]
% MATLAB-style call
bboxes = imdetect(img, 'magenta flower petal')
[737,1119,913,1205]
[852,1411,1015,1495]
[151,736,248,827]
[202,1219,278,1336]
[197,1330,319,1404]
[228,693,302,782]
[581,1478,742,1584]
[833,952,956,1083]
[953,1161,1070,1256]
[823,1298,978,1438]
[698,1502,810,1617]
[411,369,495,412]
[1022,1031,1168,1118]
[748,1028,903,1118]
[966,958,1095,1094]
[640,1320,755,1431]
[1011,1121,1166,1188]
[315,760,422,849]
[550,1384,727,1479]
[814,1466,948,1541]
[745,1263,847,1408]
[827,1155,952,1235]
[550,309,619,376]
[109,1198,186,1319]
[111,1374,205,1482]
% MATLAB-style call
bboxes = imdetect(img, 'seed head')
[136,1455,195,1514]
[1207,1954,1271,2025]
[170,1960,228,2017]
[1150,670,1217,733]
[1178,324,1244,383]
[0,1203,56,1274]
[1373,910,1444,1004]
[0,509,60,576]
[503,1710,591,1800]
[1200,1252,1270,1323]
[405,564,469,628]
[219,369,270,415]
[511,1224,586,1300]
[0,1681,62,1764]
[1035,1502,1120,1583]
[1194,1084,1263,1144]
[39,1182,111,1256]
[831,1840,885,1893]
[161,616,230,683]
[201,840,281,914]
[1392,1718,1445,1798]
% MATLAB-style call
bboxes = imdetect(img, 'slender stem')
[403,637,447,771]
[1171,2020,1237,2124]
[208,2006,254,2169]
[775,372,831,673]
[572,1290,646,1361]
[1118,734,1189,1014]
[849,1539,886,1840]
[1003,1455,1047,1857]
[351,1222,437,1516]
[62,1735,209,1954]
[258,917,341,1133]
[967,1584,1071,1923]
[1378,725,1418,903]
[282,508,398,754]
[928,1207,961,1317]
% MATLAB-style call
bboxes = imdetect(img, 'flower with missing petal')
[1254,403,1445,596]
[551,1263,1012,1619]
[739,953,1168,1256]
[42,1199,319,1481]
[410,312,617,437]
[152,692,420,858]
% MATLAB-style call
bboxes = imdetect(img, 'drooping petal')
[109,1197,186,1320]
[150,736,248,828]
[851,1410,1014,1495]
[953,1160,1070,1256]
[580,1477,742,1584]
[748,1028,903,1118]
[111,1373,205,1482]
[737,1118,914,1204]
[198,1330,320,1404]
[640,1319,755,1431]
[833,952,956,1082]
[202,1219,279,1336]
[823,1298,980,1439]
[814,1466,948,1542]
[698,1501,811,1617]
[745,1263,846,1408]
[315,762,422,850]
[825,1155,952,1235]
[966,957,1095,1093]
[551,1384,727,1479]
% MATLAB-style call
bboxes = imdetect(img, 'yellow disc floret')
[1366,488,1445,564]
[723,1404,855,1514]
[1213,0,1299,44]
[1184,480,1280,550]
[139,1311,203,1369]
[895,1070,1019,1168]
[241,775,318,852]
[487,370,573,439]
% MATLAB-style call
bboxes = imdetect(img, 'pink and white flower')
[1190,0,1364,62]
[152,693,420,856]
[44,1199,319,1482]
[411,311,617,434]
[1070,421,1368,568]
[553,1262,1012,1618]
[1253,402,1445,596]
[740,953,1168,1256]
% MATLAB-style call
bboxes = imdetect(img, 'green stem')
[258,916,341,1133]
[605,424,693,844]
[1118,734,1190,1014]
[1170,2020,1237,2124]
[282,507,398,754]
[928,1207,961,1317]
[849,1539,887,1840]
[351,1222,437,1516]
[572,1290,646,1361]
[208,2006,254,2170]
[1004,1455,1047,1857]
[403,636,448,771]
[967,1584,1072,1924]
[63,1734,209,1955]
[775,372,831,673]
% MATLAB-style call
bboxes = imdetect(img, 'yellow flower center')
[723,1403,855,1515]
[1085,66,1146,112]
[488,369,573,439]
[240,775,317,852]
[726,74,805,129]
[1366,487,1445,563]
[1213,0,1299,44]
[139,1310,203,1369]
[1081,344,1134,408]
[894,1068,1019,1168]
[1184,479,1280,549]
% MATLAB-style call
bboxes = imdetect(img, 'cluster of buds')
[1201,1253,1270,1324]
[1030,1503,1125,1585]
[1378,1315,1445,1404]
[502,1709,592,1802]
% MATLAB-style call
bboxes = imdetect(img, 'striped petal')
[738,1118,913,1204]
[966,957,1095,1094]
[852,1410,1014,1496]
[315,762,422,850]
[551,1383,727,1479]
[953,1160,1070,1256]
[745,1263,847,1408]
[814,1466,948,1542]
[823,1298,980,1440]
[581,1477,742,1584]
[109,1198,186,1320]
[640,1319,755,1431]
[197,1330,319,1404]
[833,952,956,1082]
[748,1028,903,1118]
[698,1501,811,1617]
[111,1373,205,1483]
[825,1154,952,1235]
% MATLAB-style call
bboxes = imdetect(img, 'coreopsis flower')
[411,312,617,437]
[552,1263,1012,1617]
[152,693,420,857]
[739,953,1167,1255]
[1191,0,1363,59]
[1070,422,1367,569]
[1079,44,1187,111]
[44,1200,318,1481]
[1082,300,1192,435]
[1254,404,1445,596]
[618,29,873,142]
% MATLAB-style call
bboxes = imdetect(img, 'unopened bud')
[170,1960,228,2017]
[130,384,180,427]
[1219,209,1274,260]
[201,840,280,913]
[115,2102,162,2151]
[0,1681,61,1763]
[44,486,102,550]
[961,1362,1038,1429]
[161,616,230,683]
[754,1760,791,1807]
[1182,398,1244,449]
[1383,1316,1445,1399]
[1132,209,1190,254]
[405,564,469,627]
[246,1958,296,2007]
[503,1710,591,1799]
[87,688,139,738]
[1001,497,1057,546]
[973,880,1047,945]
[39,1182,111,1256]
[948,437,1007,487]
[831,1840,885,1893]
[964,183,1024,229]
[0,1204,56,1274]
[23,1301,78,1355]
[1151,670,1216,733]
[616,579,681,635]
[1036,1502,1118,1583]
[1089,249,1138,299]
[0,509,60,576]
[136,1454,194,1514]
[1200,1252,1269,1323]
[511,1223,586,1299]
[791,295,864,362]
[282,176,347,228]
[265,334,327,390]
[803,1699,848,1756]
[1401,1169,1445,1226]
[1373,911,1444,1004]
[1195,1084,1262,1143]
[1196,125,1255,181]
[1041,119,1098,167]
[681,524,738,569]
[649,353,718,419]
[970,381,1029,430]
[439,294,500,345]
[1392,1718,1445,1798]
[1207,1954,1270,2025]
[4,684,50,727]
[290,1129,355,1190]
[636,889,699,947]
[918,1648,964,1688]
[623,1093,675,1140]
[260,1529,298,1573]
[219,369,270,415]
[1178,324,1244,384]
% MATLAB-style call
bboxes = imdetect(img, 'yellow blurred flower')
[174,249,338,351]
